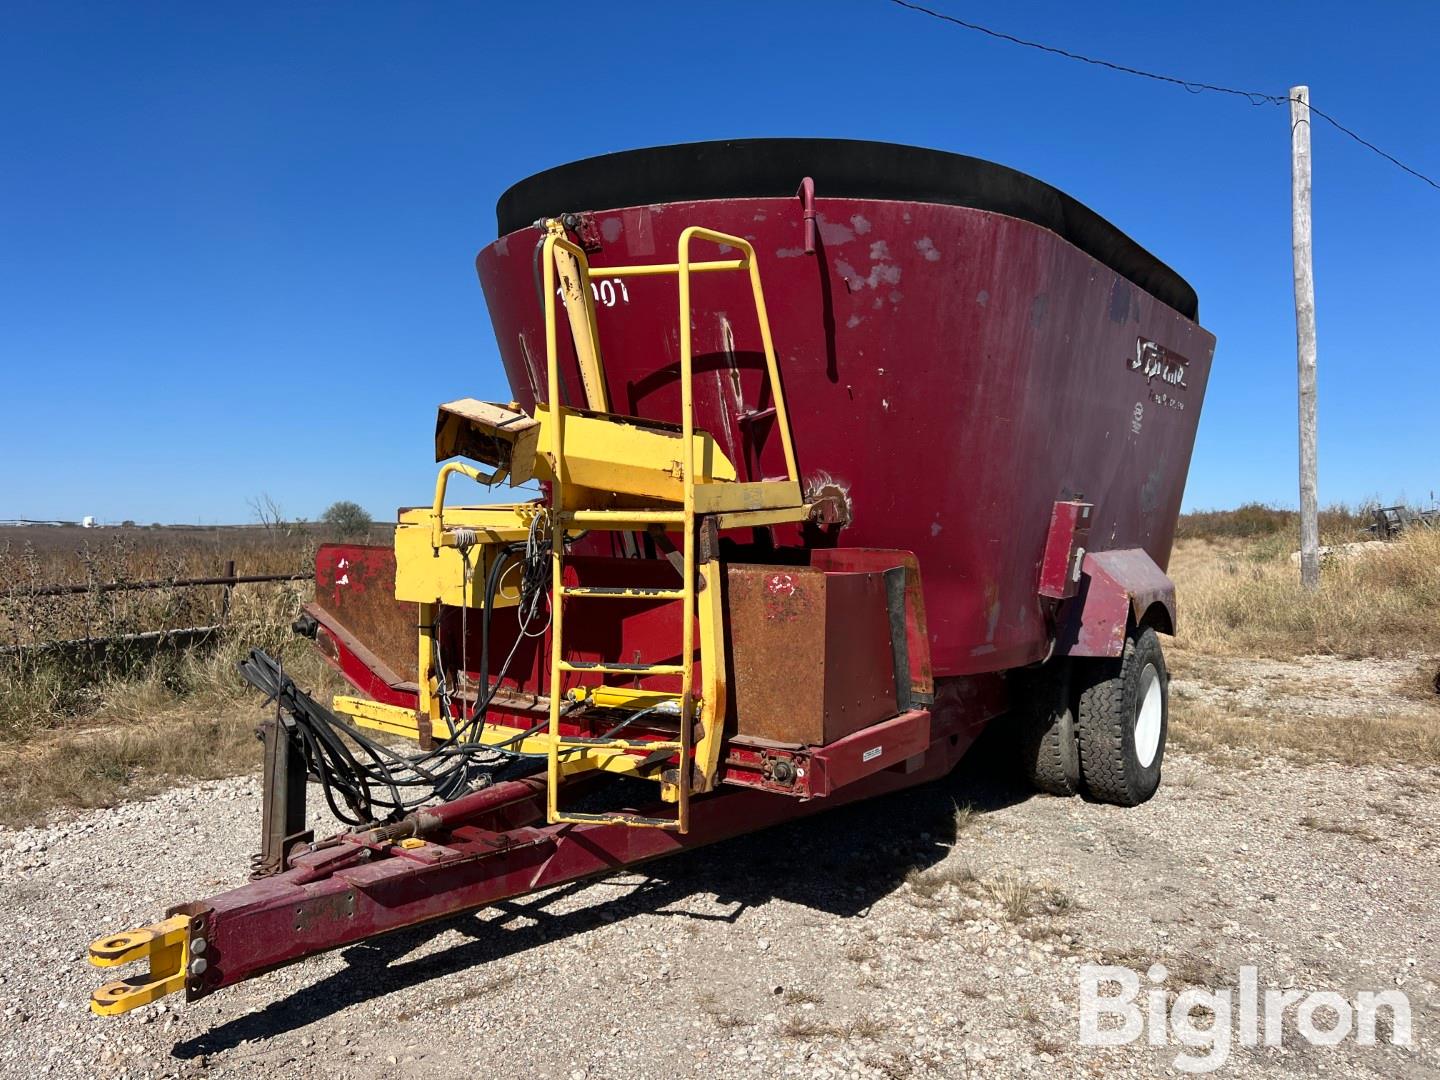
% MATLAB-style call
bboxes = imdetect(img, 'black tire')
[1016,662,1081,797]
[1076,628,1168,806]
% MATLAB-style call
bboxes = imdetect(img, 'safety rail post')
[535,222,803,829]
[675,236,697,829]
[541,227,571,824]
[675,225,799,484]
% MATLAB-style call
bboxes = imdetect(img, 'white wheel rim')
[1134,663,1163,768]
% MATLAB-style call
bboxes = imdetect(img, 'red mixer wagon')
[88,139,1213,1015]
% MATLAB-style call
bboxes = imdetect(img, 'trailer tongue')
[88,140,1213,1017]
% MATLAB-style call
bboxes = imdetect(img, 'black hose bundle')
[238,515,559,826]
[238,649,546,827]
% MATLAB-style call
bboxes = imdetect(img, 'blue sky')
[2,1,1435,523]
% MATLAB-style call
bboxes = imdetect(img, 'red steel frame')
[175,677,1000,1000]
[151,539,1006,1001]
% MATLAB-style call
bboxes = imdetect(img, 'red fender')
[1052,548,1175,658]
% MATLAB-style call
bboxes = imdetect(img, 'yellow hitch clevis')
[88,914,192,1016]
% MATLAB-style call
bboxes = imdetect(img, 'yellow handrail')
[430,461,499,549]
[675,225,800,485]
[537,221,799,489]
[537,220,801,831]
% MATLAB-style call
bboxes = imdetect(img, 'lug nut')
[191,938,207,955]
[189,957,208,977]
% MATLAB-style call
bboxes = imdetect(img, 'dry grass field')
[0,525,343,822]
[0,508,1434,823]
[1167,507,1439,768]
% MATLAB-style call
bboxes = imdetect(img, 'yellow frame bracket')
[431,460,505,549]
[88,913,192,1015]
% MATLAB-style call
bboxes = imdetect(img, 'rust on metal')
[253,715,311,878]
[809,548,932,702]
[433,398,540,484]
[726,564,898,745]
[292,890,356,933]
[310,544,417,683]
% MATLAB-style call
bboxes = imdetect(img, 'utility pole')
[1290,85,1320,588]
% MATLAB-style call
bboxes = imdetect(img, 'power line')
[888,0,1439,192]
[1301,99,1440,191]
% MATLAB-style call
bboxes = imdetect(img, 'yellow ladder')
[539,222,801,832]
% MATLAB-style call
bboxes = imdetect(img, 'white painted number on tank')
[1131,402,1144,435]
[556,278,630,308]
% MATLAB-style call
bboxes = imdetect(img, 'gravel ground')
[1,727,1437,1078]
[1171,652,1435,721]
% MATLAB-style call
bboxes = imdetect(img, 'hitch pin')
[88,914,193,1015]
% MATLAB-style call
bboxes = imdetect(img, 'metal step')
[552,810,679,830]
[557,660,686,676]
[556,736,684,752]
[559,586,686,600]
[562,509,686,527]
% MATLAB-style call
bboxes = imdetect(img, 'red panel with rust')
[726,564,897,745]
[476,194,1213,676]
[311,545,415,683]
[809,547,932,698]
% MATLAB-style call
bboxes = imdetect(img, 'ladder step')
[557,737,683,751]
[558,660,686,676]
[554,811,678,829]
[563,509,686,525]
[559,586,686,600]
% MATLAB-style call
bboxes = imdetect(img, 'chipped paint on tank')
[1108,278,1133,323]
[915,236,941,262]
[622,208,655,257]
[867,263,901,289]
[516,332,541,402]
[817,216,855,246]
[983,584,1002,644]
[850,214,872,235]
[475,192,1214,677]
